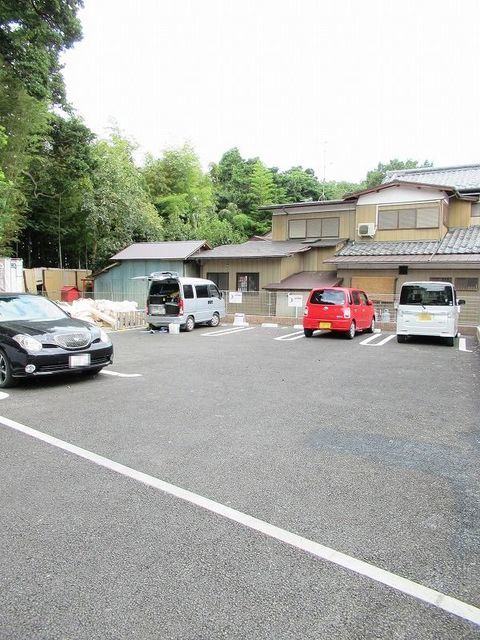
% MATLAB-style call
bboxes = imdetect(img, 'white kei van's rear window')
[400,284,454,306]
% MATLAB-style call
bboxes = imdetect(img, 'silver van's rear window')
[310,289,345,305]
[400,284,453,306]
[149,279,179,296]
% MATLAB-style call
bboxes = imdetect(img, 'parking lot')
[1,325,479,639]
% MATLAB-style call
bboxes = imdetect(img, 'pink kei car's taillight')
[343,307,351,318]
[304,306,308,316]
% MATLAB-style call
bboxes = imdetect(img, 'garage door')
[351,276,395,295]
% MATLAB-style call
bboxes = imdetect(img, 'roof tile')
[383,165,480,191]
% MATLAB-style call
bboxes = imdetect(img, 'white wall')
[358,186,447,206]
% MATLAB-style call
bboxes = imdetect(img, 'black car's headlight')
[90,326,111,344]
[99,328,110,344]
[13,334,43,353]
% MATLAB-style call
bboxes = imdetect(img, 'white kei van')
[145,272,225,331]
[396,281,465,346]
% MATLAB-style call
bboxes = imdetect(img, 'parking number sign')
[288,294,303,308]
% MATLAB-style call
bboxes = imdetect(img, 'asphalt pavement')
[1,325,479,639]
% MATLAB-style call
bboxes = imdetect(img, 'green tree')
[83,134,163,270]
[0,0,83,103]
[143,144,214,237]
[0,66,51,254]
[362,159,433,190]
[272,166,322,203]
[210,147,256,214]
[17,114,97,268]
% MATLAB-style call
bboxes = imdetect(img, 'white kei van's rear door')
[397,305,457,336]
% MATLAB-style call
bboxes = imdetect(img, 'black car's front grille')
[53,331,91,350]
[36,355,111,373]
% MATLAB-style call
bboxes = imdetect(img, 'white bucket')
[168,323,180,334]
[233,313,248,326]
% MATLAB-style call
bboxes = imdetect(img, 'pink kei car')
[303,287,376,339]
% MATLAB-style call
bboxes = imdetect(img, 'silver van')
[146,272,225,331]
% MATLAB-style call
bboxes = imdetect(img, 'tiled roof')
[328,226,480,263]
[111,241,210,260]
[265,270,340,291]
[437,226,480,253]
[383,165,480,192]
[326,254,480,264]
[336,239,438,257]
[198,240,315,259]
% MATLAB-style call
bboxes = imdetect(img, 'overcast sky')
[61,0,480,183]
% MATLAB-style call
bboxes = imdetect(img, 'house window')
[378,206,439,230]
[289,220,306,238]
[454,277,478,291]
[237,273,259,292]
[289,217,339,239]
[207,272,229,291]
[320,217,340,237]
[471,203,480,217]
[306,219,322,237]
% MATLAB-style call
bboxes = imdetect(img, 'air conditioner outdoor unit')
[357,223,376,237]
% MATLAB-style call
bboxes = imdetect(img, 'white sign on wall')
[229,291,243,304]
[287,294,303,308]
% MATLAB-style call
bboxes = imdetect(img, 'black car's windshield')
[310,289,345,305]
[400,284,454,306]
[0,296,67,321]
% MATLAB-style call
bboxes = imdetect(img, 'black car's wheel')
[0,350,15,388]
[304,328,314,337]
[346,322,356,339]
[183,316,195,332]
[208,313,220,327]
[397,335,407,343]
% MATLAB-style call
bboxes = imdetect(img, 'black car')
[0,293,114,388]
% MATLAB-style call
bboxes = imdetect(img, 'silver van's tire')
[184,316,195,332]
[445,336,455,347]
[208,313,220,327]
[397,335,407,343]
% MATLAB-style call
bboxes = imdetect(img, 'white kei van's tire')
[208,313,220,327]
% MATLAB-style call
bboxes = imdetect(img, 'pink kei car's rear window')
[310,289,345,305]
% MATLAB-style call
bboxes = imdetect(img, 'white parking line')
[100,370,143,378]
[0,392,9,400]
[360,334,396,347]
[274,331,305,341]
[1,415,479,628]
[201,327,256,337]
